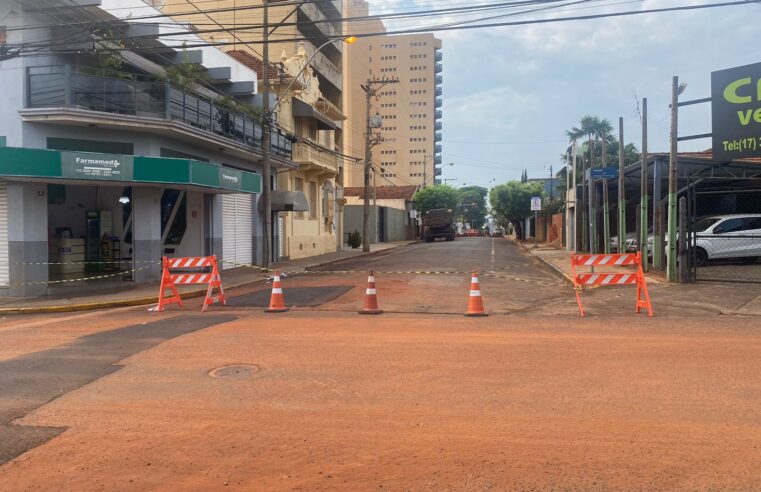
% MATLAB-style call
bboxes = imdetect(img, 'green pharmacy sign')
[712,62,761,161]
[61,152,134,181]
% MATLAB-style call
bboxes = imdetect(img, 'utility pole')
[588,139,595,253]
[617,117,626,254]
[261,0,272,266]
[667,76,679,282]
[361,77,398,253]
[640,97,649,270]
[601,130,610,254]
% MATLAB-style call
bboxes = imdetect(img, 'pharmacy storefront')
[0,146,260,297]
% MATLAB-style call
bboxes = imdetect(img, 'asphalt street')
[1,238,760,489]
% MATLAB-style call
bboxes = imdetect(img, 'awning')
[268,190,309,212]
[0,146,260,194]
[292,98,336,130]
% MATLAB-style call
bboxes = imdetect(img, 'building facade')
[0,0,294,296]
[162,0,347,257]
[230,46,346,260]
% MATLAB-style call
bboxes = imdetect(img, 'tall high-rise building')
[342,2,442,188]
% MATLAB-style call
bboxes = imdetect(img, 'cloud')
[364,0,761,187]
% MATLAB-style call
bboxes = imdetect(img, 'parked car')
[689,214,761,267]
[609,230,653,254]
[491,229,504,237]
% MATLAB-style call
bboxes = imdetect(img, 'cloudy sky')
[367,0,761,188]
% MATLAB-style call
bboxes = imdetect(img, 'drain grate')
[207,364,260,379]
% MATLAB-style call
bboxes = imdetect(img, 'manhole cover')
[208,364,260,379]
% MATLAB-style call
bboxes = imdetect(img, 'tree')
[457,186,488,229]
[489,180,544,240]
[413,185,459,215]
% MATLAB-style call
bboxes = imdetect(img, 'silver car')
[690,214,761,267]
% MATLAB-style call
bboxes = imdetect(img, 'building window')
[160,189,187,246]
[309,181,318,219]
[294,177,304,218]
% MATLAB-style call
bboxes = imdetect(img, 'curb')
[303,241,421,270]
[0,242,417,315]
[512,238,575,285]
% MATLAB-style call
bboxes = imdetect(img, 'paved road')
[2,239,761,489]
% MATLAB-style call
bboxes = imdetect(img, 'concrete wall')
[344,205,377,244]
[382,207,408,242]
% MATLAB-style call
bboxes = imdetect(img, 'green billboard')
[712,62,761,161]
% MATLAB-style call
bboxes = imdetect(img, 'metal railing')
[435,63,443,74]
[26,65,293,159]
[434,97,442,108]
[435,75,442,85]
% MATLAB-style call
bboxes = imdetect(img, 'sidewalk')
[517,240,761,316]
[0,241,417,315]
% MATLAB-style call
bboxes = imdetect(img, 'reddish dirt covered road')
[1,240,761,490]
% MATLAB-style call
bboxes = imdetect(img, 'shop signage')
[711,61,761,161]
[61,152,134,181]
[218,167,243,191]
[530,196,542,211]
[587,167,618,180]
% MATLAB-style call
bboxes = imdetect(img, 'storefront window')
[161,189,187,245]
[121,187,132,244]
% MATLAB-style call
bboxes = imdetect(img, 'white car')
[609,230,653,254]
[691,214,761,267]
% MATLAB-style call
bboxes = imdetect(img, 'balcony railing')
[292,141,340,173]
[435,75,443,86]
[435,63,442,74]
[26,65,292,159]
[435,51,442,62]
[435,86,442,97]
[435,144,442,154]
[435,97,442,108]
[435,109,442,120]
[435,121,442,131]
[434,132,442,142]
[434,155,442,165]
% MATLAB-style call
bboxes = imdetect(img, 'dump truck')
[422,208,456,242]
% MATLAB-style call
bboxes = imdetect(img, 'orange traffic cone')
[464,270,488,317]
[359,270,383,315]
[265,271,289,313]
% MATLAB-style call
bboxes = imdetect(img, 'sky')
[367,0,761,188]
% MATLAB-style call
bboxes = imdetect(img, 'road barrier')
[265,271,289,313]
[570,252,653,317]
[359,270,383,315]
[152,256,226,312]
[464,270,487,317]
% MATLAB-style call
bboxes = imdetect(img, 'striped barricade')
[153,256,227,312]
[570,252,653,317]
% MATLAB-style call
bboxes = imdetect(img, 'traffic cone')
[265,271,289,313]
[359,270,383,315]
[464,270,488,317]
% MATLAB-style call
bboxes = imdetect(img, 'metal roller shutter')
[221,194,253,270]
[0,180,7,286]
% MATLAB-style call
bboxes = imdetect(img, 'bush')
[347,230,362,249]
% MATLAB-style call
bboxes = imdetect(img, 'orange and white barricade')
[153,255,226,312]
[570,252,653,317]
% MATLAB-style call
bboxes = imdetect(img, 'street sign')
[530,196,542,211]
[587,167,618,180]
[712,62,761,161]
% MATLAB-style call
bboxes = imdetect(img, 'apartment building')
[341,6,443,188]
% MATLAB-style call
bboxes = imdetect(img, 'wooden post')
[640,98,649,271]
[667,76,680,282]
[618,117,626,253]
[678,196,690,283]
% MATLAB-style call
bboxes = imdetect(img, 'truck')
[422,208,456,243]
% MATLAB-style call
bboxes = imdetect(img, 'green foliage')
[347,230,362,249]
[165,60,210,91]
[413,185,459,215]
[489,180,544,239]
[457,185,488,229]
